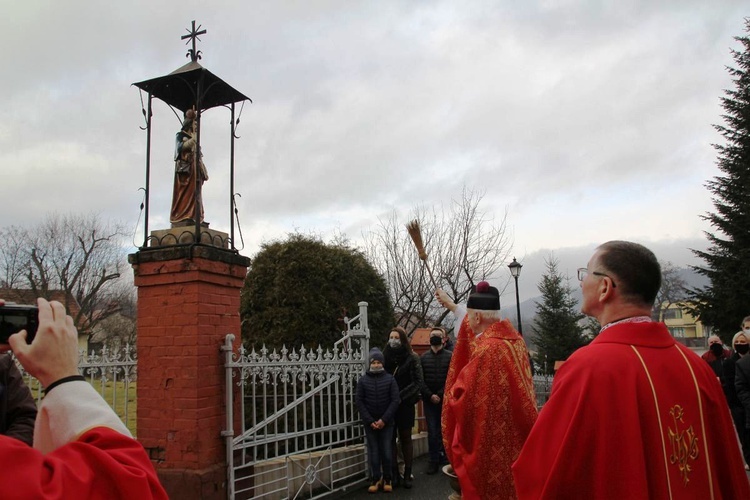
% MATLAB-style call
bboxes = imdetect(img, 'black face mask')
[736,344,750,355]
[430,336,443,346]
[710,343,724,356]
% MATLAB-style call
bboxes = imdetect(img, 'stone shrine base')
[149,227,229,248]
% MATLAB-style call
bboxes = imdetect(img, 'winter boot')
[403,467,413,489]
[368,478,382,493]
[392,468,402,488]
[383,479,393,492]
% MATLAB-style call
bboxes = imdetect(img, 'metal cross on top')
[182,20,207,62]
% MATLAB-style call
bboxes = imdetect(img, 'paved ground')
[336,454,453,499]
[334,455,750,499]
[335,454,750,498]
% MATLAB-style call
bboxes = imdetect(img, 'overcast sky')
[2,1,746,302]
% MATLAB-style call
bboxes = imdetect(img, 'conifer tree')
[690,20,750,339]
[532,257,587,375]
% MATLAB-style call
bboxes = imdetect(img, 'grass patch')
[87,379,137,436]
[24,377,137,436]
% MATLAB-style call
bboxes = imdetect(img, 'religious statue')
[170,109,209,226]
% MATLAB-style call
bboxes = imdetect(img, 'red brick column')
[129,246,249,499]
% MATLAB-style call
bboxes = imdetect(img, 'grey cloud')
[1,0,745,262]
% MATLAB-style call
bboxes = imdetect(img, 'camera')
[0,303,38,344]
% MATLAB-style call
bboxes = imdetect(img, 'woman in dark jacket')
[383,326,424,489]
[725,332,750,468]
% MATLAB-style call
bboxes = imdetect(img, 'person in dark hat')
[355,347,400,493]
[436,282,537,500]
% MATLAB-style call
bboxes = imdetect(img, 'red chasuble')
[512,321,750,500]
[442,317,538,500]
[0,427,167,499]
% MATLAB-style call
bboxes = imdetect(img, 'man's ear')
[598,277,615,303]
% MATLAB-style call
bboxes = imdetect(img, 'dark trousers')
[731,405,750,464]
[424,400,447,464]
[364,424,394,481]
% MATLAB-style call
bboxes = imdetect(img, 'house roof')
[0,288,81,318]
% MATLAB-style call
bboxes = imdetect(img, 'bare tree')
[90,287,137,351]
[0,213,128,342]
[652,261,688,321]
[363,188,512,334]
[0,228,27,289]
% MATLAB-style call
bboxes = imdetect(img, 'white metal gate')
[224,302,371,499]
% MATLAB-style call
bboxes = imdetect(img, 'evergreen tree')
[532,257,587,375]
[690,20,750,340]
[240,233,393,348]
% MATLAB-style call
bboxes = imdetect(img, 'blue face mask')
[388,339,401,349]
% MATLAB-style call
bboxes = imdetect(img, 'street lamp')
[508,257,523,336]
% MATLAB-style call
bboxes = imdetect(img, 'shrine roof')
[133,61,251,112]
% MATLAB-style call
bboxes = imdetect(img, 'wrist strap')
[44,375,85,396]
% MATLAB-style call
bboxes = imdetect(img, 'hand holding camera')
[0,301,39,345]
[6,298,80,388]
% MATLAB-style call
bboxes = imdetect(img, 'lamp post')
[508,257,523,336]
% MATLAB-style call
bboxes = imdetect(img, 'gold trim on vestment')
[631,345,674,500]
[502,339,536,403]
[674,345,714,500]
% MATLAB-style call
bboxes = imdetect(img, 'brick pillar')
[129,245,249,499]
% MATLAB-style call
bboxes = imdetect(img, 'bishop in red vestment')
[437,282,538,500]
[513,241,750,499]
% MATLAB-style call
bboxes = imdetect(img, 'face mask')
[388,339,401,349]
[710,343,724,356]
[370,365,384,373]
[736,344,750,355]
[430,336,443,346]
[744,328,750,334]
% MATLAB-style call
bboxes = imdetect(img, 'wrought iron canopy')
[133,60,251,112]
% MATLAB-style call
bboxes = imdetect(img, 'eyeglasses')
[577,268,617,288]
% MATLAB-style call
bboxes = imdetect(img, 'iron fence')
[532,374,554,408]
[15,344,137,434]
[225,302,370,500]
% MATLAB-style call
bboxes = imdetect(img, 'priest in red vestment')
[512,241,750,499]
[437,282,538,500]
[2,298,167,499]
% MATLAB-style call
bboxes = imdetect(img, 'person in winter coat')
[703,335,731,366]
[0,353,37,445]
[723,331,750,469]
[355,348,400,493]
[383,326,424,489]
[420,326,452,474]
